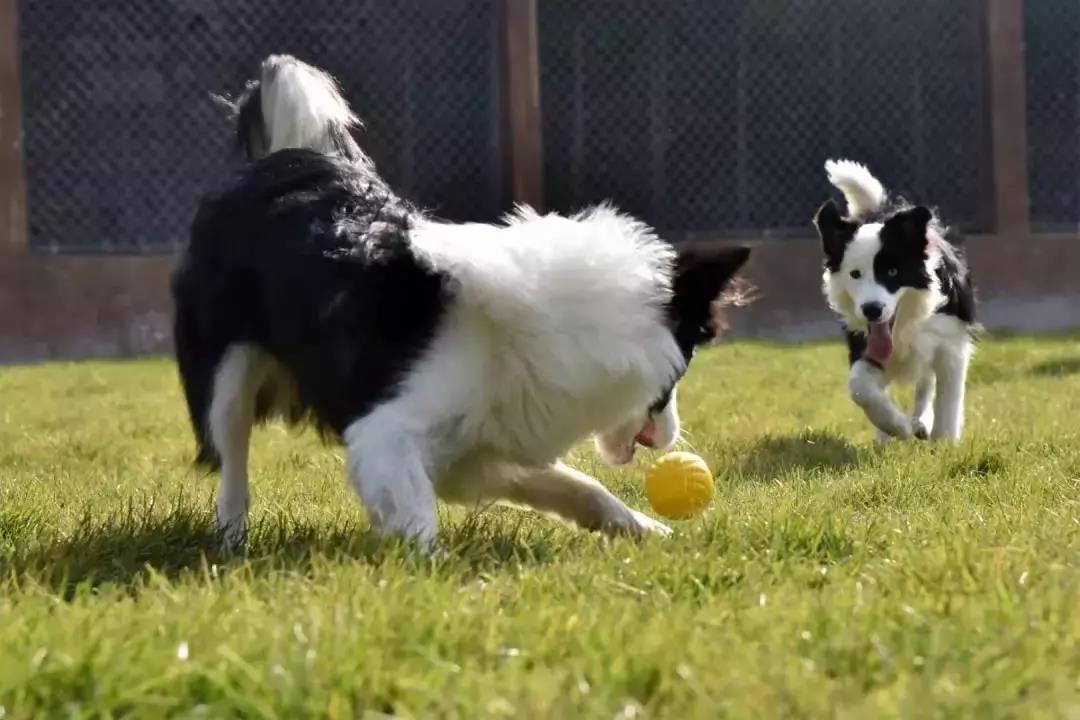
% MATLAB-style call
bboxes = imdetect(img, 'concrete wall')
[1,235,1076,365]
[729,235,1080,341]
[0,0,1074,363]
[0,254,173,363]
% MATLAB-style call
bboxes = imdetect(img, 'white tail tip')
[824,159,886,218]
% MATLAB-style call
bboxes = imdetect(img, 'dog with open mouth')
[172,55,751,550]
[813,160,977,442]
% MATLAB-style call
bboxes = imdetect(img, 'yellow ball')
[644,451,715,519]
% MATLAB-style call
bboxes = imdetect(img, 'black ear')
[814,199,857,271]
[673,246,751,302]
[883,205,932,246]
[669,245,751,355]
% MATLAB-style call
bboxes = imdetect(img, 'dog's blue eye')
[850,270,861,279]
[887,268,898,277]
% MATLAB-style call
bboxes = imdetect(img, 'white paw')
[930,427,962,443]
[385,531,445,558]
[872,415,912,440]
[217,515,248,553]
[629,509,673,537]
[373,515,441,553]
[603,506,672,538]
[912,418,930,440]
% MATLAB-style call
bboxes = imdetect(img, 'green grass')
[2,336,1080,718]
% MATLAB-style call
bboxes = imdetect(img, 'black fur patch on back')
[174,150,451,440]
[933,234,977,325]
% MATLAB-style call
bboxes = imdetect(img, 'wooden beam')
[502,0,544,211]
[0,0,26,253]
[985,0,1030,237]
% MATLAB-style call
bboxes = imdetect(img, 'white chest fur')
[884,313,971,386]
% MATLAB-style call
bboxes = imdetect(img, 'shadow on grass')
[946,449,1010,479]
[1029,357,1080,379]
[967,364,1017,385]
[970,356,1080,385]
[738,430,860,481]
[0,500,566,597]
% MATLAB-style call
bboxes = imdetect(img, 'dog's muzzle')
[635,420,658,448]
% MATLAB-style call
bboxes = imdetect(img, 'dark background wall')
[18,0,506,253]
[540,0,991,235]
[1,0,1077,363]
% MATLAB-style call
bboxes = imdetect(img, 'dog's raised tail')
[228,54,366,163]
[825,159,886,219]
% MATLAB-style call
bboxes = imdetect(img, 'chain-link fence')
[19,0,503,253]
[16,1,1073,253]
[540,0,990,236]
[1026,1,1080,232]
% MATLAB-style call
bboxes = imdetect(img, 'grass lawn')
[1,335,1079,717]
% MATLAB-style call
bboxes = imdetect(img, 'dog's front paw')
[912,418,930,440]
[875,415,912,441]
[217,517,249,555]
[628,509,673,537]
[603,506,672,538]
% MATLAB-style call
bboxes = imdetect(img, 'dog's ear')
[814,200,857,271]
[673,245,751,304]
[882,206,933,251]
[670,245,751,351]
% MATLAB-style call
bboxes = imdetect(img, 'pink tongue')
[867,323,894,365]
[635,420,658,448]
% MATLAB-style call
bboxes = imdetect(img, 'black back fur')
[172,150,449,466]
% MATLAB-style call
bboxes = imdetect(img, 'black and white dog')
[173,56,750,548]
[813,160,976,442]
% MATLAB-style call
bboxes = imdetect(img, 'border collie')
[173,56,751,549]
[813,160,977,442]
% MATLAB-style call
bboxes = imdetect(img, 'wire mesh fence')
[15,1,1073,253]
[19,0,504,253]
[1025,1,1080,232]
[539,0,991,237]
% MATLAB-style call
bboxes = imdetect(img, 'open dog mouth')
[867,317,896,365]
[634,419,658,448]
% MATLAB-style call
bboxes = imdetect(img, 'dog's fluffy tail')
[225,54,367,163]
[825,159,886,219]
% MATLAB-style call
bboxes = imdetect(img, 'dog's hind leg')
[209,344,261,549]
[911,373,936,440]
[343,409,439,550]
[848,360,912,440]
[931,346,970,441]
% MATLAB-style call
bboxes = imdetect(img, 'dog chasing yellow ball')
[644,451,715,519]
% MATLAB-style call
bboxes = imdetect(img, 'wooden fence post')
[502,0,544,212]
[985,0,1030,238]
[0,0,27,252]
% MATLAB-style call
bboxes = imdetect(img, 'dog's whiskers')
[673,430,702,455]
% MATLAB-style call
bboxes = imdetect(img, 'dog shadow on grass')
[1029,357,1080,379]
[969,356,1080,385]
[1,502,564,597]
[737,430,860,482]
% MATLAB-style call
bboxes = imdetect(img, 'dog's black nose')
[861,302,884,322]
